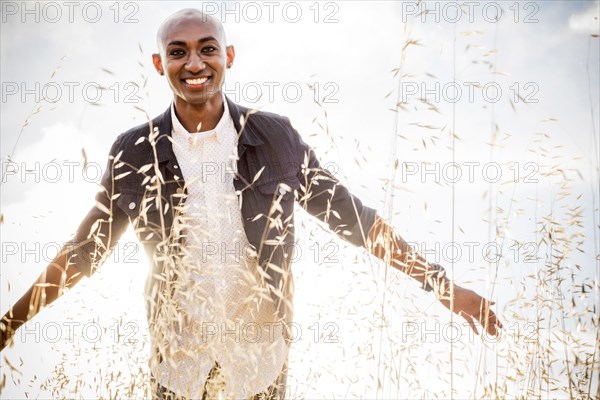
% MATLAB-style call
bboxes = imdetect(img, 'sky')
[1,1,599,398]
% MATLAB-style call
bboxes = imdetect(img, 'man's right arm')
[0,138,130,350]
[0,249,83,350]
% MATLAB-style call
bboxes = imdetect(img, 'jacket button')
[128,202,136,210]
[173,165,179,169]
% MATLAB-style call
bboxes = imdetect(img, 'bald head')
[156,9,227,54]
[151,8,235,113]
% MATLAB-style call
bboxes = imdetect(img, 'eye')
[202,46,217,53]
[169,49,185,57]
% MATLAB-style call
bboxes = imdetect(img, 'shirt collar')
[170,95,231,144]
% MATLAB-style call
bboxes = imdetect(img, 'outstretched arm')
[1,137,130,351]
[293,130,502,335]
[367,216,502,336]
[0,250,84,350]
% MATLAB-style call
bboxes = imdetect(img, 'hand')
[0,315,24,351]
[0,316,14,351]
[436,281,503,336]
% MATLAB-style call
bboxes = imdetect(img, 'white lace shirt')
[155,99,289,398]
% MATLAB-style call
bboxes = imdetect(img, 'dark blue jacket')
[67,96,377,332]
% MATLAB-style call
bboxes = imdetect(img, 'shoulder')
[106,109,169,157]
[232,101,293,129]
[234,104,300,148]
[113,112,166,149]
[247,108,292,127]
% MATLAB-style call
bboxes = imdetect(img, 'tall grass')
[1,2,598,399]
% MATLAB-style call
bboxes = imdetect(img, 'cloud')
[1,121,107,207]
[569,1,600,33]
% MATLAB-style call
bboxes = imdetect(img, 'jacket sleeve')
[64,137,130,276]
[293,126,378,248]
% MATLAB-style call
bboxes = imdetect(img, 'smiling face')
[152,10,234,110]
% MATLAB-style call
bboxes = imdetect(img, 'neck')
[173,95,225,133]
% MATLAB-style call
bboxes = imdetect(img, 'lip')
[181,76,211,89]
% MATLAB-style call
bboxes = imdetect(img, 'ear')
[152,53,164,75]
[225,45,235,68]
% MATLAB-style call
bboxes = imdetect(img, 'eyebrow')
[166,36,219,47]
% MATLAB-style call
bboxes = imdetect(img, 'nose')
[185,52,206,73]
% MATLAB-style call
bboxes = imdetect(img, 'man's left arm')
[293,127,502,336]
[368,217,502,336]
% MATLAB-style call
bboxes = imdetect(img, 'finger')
[479,309,501,336]
[486,322,497,336]
[480,299,494,313]
[486,301,503,330]
[488,310,503,330]
[460,312,479,336]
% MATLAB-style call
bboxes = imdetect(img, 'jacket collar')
[150,96,263,165]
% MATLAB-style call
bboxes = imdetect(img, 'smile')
[184,77,209,85]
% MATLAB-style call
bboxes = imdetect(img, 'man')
[0,9,502,399]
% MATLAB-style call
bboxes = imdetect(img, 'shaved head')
[156,9,227,54]
[151,8,235,123]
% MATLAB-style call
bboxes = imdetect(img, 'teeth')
[185,77,208,85]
